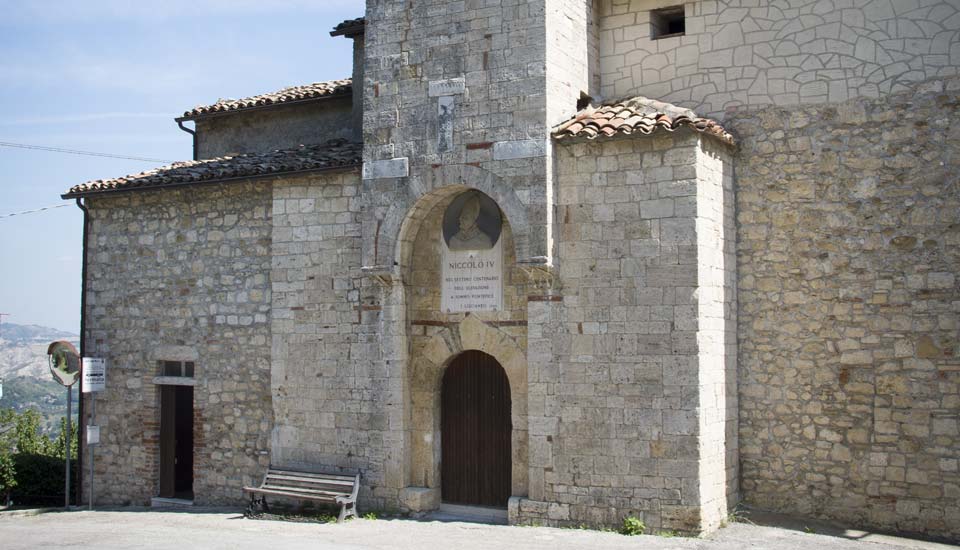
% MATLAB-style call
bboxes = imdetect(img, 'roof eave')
[330,21,365,37]
[62,163,361,200]
[176,91,353,123]
[552,125,737,149]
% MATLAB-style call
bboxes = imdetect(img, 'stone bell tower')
[356,0,735,534]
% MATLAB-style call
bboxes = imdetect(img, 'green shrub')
[0,452,16,505]
[620,516,646,536]
[0,408,79,506]
[10,453,76,506]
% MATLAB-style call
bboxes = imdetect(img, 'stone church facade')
[64,0,958,540]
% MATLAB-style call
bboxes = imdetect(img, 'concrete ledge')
[152,376,196,386]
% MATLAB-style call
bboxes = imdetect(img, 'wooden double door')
[441,350,512,508]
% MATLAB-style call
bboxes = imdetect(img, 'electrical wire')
[0,203,71,219]
[0,141,173,164]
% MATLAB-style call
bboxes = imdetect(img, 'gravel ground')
[0,508,955,550]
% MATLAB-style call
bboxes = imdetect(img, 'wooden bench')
[243,468,360,522]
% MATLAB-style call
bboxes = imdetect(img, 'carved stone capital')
[361,265,401,287]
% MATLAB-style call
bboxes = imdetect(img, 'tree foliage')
[13,409,56,455]
[0,452,15,505]
[0,407,78,506]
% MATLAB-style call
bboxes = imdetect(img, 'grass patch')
[619,516,646,536]
[721,506,753,527]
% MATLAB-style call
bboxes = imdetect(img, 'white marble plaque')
[442,240,503,313]
[441,192,503,313]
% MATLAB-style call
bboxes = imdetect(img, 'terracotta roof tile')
[330,17,365,37]
[180,79,352,120]
[554,96,735,146]
[63,139,361,198]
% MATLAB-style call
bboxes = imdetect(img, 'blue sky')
[0,0,362,333]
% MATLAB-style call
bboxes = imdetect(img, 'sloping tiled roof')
[179,79,352,120]
[554,96,735,146]
[330,17,365,37]
[63,140,362,198]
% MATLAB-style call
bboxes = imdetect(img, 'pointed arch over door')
[441,350,512,507]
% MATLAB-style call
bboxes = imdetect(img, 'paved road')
[0,508,955,550]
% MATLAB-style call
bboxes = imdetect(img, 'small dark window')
[161,361,195,377]
[651,6,685,39]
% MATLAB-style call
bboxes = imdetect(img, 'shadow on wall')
[737,507,959,547]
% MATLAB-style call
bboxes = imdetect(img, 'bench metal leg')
[337,500,356,523]
[245,494,269,517]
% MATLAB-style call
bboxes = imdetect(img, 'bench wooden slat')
[269,470,356,482]
[264,487,348,496]
[245,487,340,502]
[261,482,351,493]
[265,474,354,487]
[261,485,344,497]
[263,477,351,489]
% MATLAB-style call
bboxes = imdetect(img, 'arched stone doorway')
[441,350,512,507]
[383,185,532,514]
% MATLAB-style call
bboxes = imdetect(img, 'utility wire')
[0,203,71,219]
[0,141,173,164]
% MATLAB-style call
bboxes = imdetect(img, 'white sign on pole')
[81,358,106,393]
[86,425,100,445]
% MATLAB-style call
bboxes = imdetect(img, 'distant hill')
[0,323,75,344]
[0,322,79,432]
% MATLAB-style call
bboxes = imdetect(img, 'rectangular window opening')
[160,360,195,378]
[651,6,685,40]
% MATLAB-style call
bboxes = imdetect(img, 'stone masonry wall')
[362,0,553,269]
[195,97,354,159]
[81,181,273,506]
[268,170,404,509]
[521,131,735,532]
[360,0,557,510]
[547,1,599,127]
[733,76,960,540]
[597,0,960,117]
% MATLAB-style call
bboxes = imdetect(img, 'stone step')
[424,503,508,525]
[151,497,193,508]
